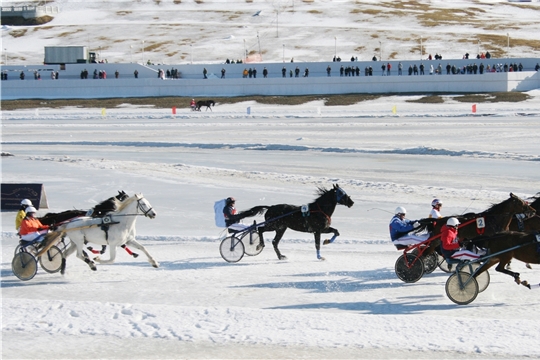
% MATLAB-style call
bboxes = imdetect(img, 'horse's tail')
[236,205,268,221]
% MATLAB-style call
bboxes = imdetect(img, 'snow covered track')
[2,101,540,359]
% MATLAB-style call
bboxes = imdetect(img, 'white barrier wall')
[2,59,539,100]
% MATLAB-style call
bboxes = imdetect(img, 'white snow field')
[2,96,540,359]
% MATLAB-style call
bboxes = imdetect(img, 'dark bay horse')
[195,100,215,111]
[468,231,540,286]
[416,193,535,256]
[237,184,354,260]
[508,193,540,232]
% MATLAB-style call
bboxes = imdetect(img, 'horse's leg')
[125,239,159,268]
[272,228,287,260]
[256,225,266,251]
[314,232,324,260]
[61,242,77,275]
[494,254,522,284]
[93,245,118,265]
[76,246,97,271]
[322,227,340,245]
[121,244,139,258]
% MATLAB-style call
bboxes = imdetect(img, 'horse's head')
[508,193,535,218]
[334,184,354,208]
[135,193,157,219]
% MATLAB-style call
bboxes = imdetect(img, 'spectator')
[372,55,377,61]
[485,51,491,59]
[437,63,442,75]
[398,62,403,76]
[252,68,257,78]
[115,70,119,79]
[20,71,25,80]
[221,68,226,79]
[419,63,425,75]
[203,68,208,79]
[243,68,248,78]
[387,62,391,76]
[535,63,540,71]
[248,68,253,78]
[295,67,300,77]
[326,65,331,76]
[289,69,293,78]
[282,67,286,78]
[303,68,309,77]
[340,66,344,77]
[446,63,451,75]
[134,70,139,78]
[262,67,268,78]
[381,63,386,76]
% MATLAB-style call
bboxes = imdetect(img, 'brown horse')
[508,193,540,232]
[416,193,536,256]
[470,231,540,285]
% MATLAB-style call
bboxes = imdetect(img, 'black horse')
[237,184,354,260]
[195,100,215,111]
[39,190,129,225]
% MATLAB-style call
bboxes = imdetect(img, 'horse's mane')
[315,186,333,198]
[481,193,523,214]
[115,194,138,212]
[527,192,540,209]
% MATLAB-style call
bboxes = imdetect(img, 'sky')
[2,0,540,359]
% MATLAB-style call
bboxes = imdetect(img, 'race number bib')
[476,217,486,229]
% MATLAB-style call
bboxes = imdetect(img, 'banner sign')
[1,183,49,210]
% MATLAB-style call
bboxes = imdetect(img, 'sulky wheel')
[241,231,263,256]
[12,252,38,281]
[395,254,425,283]
[438,257,453,273]
[422,252,439,274]
[460,263,490,293]
[446,271,479,305]
[219,236,245,263]
[39,245,64,274]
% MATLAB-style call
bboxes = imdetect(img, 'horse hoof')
[132,253,139,258]
[526,263,532,269]
[318,256,326,261]
[256,244,264,251]
[278,255,287,260]
[323,240,330,245]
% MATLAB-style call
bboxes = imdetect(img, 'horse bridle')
[136,196,154,217]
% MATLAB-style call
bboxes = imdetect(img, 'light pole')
[477,39,480,56]
[507,33,510,57]
[334,37,337,58]
[276,10,279,38]
[142,40,145,64]
[420,36,423,59]
[99,46,101,62]
[190,44,193,64]
[379,41,382,61]
[130,45,133,63]
[282,44,285,62]
[243,39,246,62]
[4,48,6,65]
[257,31,261,56]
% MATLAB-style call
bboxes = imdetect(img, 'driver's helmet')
[395,206,406,215]
[20,199,33,206]
[226,197,236,206]
[25,206,37,214]
[431,199,442,207]
[447,217,460,227]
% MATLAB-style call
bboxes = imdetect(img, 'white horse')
[38,193,158,271]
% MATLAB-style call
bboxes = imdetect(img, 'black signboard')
[1,183,49,211]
